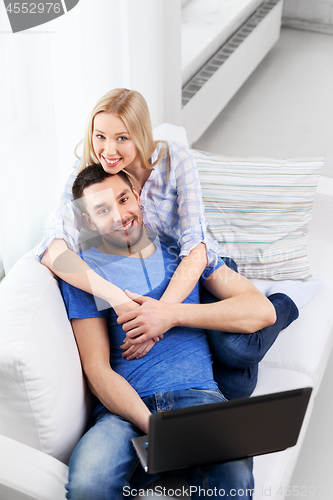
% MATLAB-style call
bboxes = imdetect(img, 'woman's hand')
[120,337,160,360]
[117,290,174,343]
[113,297,140,317]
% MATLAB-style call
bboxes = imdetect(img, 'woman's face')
[92,112,138,174]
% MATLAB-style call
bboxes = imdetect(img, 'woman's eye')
[118,136,127,142]
[120,197,128,204]
[96,134,105,140]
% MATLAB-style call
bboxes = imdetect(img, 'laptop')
[132,387,312,474]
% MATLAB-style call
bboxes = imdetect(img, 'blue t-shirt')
[60,238,222,398]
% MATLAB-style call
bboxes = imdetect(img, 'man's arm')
[118,265,277,343]
[71,316,151,433]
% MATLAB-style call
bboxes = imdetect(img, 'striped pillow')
[192,149,323,280]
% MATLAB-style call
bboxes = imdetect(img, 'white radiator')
[181,0,283,145]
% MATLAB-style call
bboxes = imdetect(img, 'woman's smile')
[93,113,138,174]
[102,156,122,169]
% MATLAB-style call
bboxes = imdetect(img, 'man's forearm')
[170,291,276,334]
[119,289,277,345]
[118,265,276,344]
[85,361,151,434]
[71,317,150,432]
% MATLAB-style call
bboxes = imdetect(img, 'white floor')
[194,26,333,498]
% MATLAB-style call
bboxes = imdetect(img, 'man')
[59,165,281,499]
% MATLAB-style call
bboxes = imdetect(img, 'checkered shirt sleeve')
[36,160,81,259]
[141,142,221,269]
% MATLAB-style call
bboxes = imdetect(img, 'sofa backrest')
[0,251,92,465]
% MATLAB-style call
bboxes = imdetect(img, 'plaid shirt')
[36,142,225,270]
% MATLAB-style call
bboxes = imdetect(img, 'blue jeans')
[66,389,254,500]
[202,258,299,399]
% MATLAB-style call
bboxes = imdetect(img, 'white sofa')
[1,126,333,500]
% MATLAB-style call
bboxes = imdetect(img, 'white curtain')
[0,0,130,273]
[0,0,181,274]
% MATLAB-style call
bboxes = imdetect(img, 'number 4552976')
[277,485,329,497]
[5,3,61,14]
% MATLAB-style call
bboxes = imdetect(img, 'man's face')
[81,175,144,250]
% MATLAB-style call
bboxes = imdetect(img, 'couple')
[61,164,270,499]
[38,89,318,498]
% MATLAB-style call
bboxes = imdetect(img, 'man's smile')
[115,219,135,232]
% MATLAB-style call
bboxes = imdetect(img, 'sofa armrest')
[0,435,68,500]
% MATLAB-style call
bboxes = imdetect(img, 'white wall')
[0,0,131,272]
[125,0,182,128]
[0,256,4,282]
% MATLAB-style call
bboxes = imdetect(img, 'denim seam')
[188,388,227,402]
[168,391,174,411]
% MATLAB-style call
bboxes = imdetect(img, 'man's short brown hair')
[72,165,134,210]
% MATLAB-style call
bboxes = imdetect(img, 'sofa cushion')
[251,367,315,500]
[192,149,322,280]
[254,190,333,393]
[249,283,333,396]
[253,366,314,397]
[0,435,68,500]
[0,251,92,464]
[153,123,189,147]
[253,393,314,500]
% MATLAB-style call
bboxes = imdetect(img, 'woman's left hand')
[117,290,174,343]
[120,337,159,360]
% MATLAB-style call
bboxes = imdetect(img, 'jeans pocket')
[189,388,228,402]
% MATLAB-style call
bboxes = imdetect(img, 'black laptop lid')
[146,387,312,474]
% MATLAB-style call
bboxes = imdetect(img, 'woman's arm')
[36,160,81,260]
[157,144,216,305]
[43,240,162,360]
[159,242,207,304]
[42,239,136,316]
[118,144,214,342]
[39,162,138,315]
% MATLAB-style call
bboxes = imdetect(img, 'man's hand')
[117,291,174,343]
[120,337,160,360]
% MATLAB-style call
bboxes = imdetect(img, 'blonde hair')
[75,89,167,178]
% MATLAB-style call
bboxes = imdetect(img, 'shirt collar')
[149,143,161,165]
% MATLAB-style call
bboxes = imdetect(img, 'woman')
[39,88,312,398]
[39,88,250,324]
